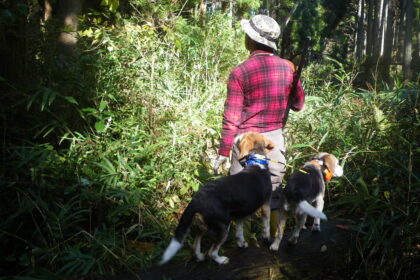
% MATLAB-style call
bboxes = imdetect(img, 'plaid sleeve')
[290,74,305,111]
[218,71,244,156]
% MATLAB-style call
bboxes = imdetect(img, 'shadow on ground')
[107,219,356,280]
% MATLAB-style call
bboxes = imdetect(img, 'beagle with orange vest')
[160,132,274,265]
[269,153,343,251]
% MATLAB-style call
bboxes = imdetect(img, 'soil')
[107,218,356,280]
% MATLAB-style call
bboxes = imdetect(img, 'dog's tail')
[159,203,197,265]
[298,201,327,220]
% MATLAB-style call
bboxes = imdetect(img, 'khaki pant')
[229,128,286,190]
[229,128,286,237]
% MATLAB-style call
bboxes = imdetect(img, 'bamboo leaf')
[63,96,79,105]
[95,121,105,132]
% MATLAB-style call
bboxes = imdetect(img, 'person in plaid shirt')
[213,15,305,196]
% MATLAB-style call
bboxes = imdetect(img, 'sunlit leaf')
[95,121,105,132]
[63,96,79,105]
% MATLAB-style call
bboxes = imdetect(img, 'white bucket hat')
[241,15,280,50]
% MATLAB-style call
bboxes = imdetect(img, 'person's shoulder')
[229,59,250,77]
[278,58,296,72]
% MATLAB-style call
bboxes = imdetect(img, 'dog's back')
[160,161,272,265]
[194,165,271,221]
[284,165,325,204]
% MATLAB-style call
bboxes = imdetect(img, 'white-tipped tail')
[159,238,183,265]
[298,201,327,220]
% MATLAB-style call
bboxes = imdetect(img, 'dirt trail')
[107,218,356,280]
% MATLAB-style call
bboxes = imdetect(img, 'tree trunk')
[56,0,84,65]
[379,0,394,83]
[355,0,365,60]
[221,0,230,12]
[279,0,302,38]
[403,0,413,82]
[372,0,384,61]
[270,0,280,23]
[397,0,406,62]
[44,0,53,21]
[199,0,207,24]
[379,0,389,57]
[366,0,374,57]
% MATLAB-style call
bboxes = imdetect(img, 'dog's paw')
[262,231,270,240]
[237,240,248,248]
[196,253,205,262]
[288,236,298,245]
[269,242,280,251]
[312,224,321,232]
[301,224,307,230]
[215,256,229,265]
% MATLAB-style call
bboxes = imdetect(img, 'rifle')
[292,36,311,94]
[282,36,311,125]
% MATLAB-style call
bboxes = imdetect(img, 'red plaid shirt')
[219,50,305,156]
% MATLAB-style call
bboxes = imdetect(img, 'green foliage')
[1,10,247,278]
[237,0,261,11]
[292,0,325,52]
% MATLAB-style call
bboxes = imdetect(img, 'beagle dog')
[269,153,343,251]
[160,132,274,265]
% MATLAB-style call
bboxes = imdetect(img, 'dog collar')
[324,169,333,181]
[240,154,269,167]
[308,160,333,181]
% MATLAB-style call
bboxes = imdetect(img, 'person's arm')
[283,59,305,112]
[218,72,244,157]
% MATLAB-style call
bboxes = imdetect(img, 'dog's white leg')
[270,209,286,251]
[235,219,248,248]
[193,234,205,261]
[261,202,271,240]
[208,224,230,264]
[289,213,306,244]
[312,197,324,232]
[301,213,308,230]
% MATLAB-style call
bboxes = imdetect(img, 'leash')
[243,156,309,174]
[245,155,332,180]
[265,158,307,174]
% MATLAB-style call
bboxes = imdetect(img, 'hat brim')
[241,19,277,50]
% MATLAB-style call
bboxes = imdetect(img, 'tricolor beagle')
[160,132,274,265]
[269,153,343,251]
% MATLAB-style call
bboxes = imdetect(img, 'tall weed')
[1,12,247,278]
[287,59,419,279]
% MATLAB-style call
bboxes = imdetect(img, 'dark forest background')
[0,0,419,279]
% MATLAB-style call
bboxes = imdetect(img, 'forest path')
[107,218,356,280]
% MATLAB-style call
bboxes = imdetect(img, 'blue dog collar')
[242,154,269,166]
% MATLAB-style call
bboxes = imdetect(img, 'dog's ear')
[238,133,252,159]
[313,152,328,160]
[323,154,338,175]
[264,139,275,152]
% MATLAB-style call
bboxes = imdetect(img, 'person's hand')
[213,155,228,175]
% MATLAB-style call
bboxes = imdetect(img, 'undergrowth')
[1,11,419,280]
